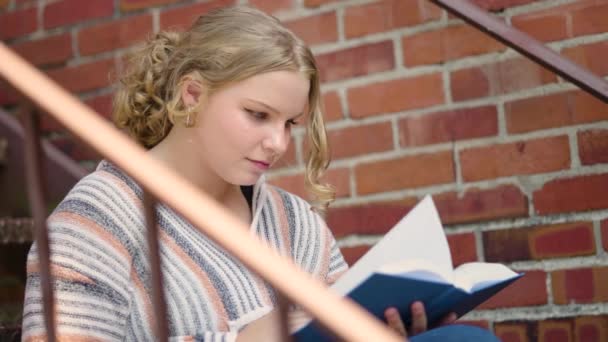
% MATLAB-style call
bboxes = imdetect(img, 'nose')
[262,125,289,156]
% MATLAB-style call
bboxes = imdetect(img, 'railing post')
[0,137,7,166]
[143,191,169,341]
[21,104,56,342]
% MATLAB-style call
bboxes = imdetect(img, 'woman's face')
[189,70,310,186]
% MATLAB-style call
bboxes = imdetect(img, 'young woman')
[21,5,475,341]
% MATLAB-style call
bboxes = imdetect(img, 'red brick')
[78,14,153,56]
[402,24,505,67]
[505,92,570,134]
[499,57,557,94]
[572,2,608,37]
[344,0,441,39]
[579,129,608,166]
[538,320,572,342]
[328,122,393,160]
[571,90,608,122]
[322,91,343,123]
[574,316,608,342]
[563,41,608,77]
[284,11,337,46]
[40,92,114,133]
[602,219,608,252]
[120,0,181,11]
[85,93,114,119]
[450,58,556,102]
[533,173,608,215]
[268,167,350,200]
[46,59,116,93]
[530,222,595,259]
[11,33,72,67]
[326,200,418,237]
[0,7,37,39]
[450,67,492,101]
[495,322,534,342]
[249,0,294,14]
[484,222,595,263]
[348,74,444,118]
[511,12,568,42]
[355,151,454,195]
[321,167,351,199]
[483,228,531,263]
[304,0,341,7]
[49,136,101,161]
[552,267,608,304]
[460,135,570,182]
[159,0,235,31]
[41,93,114,133]
[470,0,537,11]
[508,90,608,133]
[399,106,498,147]
[0,82,19,106]
[44,0,113,29]
[479,270,547,309]
[340,245,370,266]
[40,112,64,133]
[446,233,477,267]
[316,41,394,83]
[434,185,528,225]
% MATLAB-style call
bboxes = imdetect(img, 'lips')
[248,158,271,170]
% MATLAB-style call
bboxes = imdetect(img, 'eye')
[245,108,268,121]
[286,119,298,127]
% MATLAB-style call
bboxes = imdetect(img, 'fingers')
[384,307,407,337]
[409,301,427,336]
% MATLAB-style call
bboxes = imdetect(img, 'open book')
[293,196,522,341]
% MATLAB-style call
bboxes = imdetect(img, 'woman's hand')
[384,301,457,337]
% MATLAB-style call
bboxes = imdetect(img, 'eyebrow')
[247,99,305,119]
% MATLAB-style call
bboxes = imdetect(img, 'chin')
[224,172,262,187]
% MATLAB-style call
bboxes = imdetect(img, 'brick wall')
[1,0,608,340]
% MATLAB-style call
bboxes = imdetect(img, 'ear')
[180,74,207,108]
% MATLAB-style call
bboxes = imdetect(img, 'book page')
[332,196,453,294]
[452,262,519,292]
[378,258,453,284]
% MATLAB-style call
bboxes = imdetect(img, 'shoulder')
[54,160,142,214]
[49,160,144,241]
[263,183,322,222]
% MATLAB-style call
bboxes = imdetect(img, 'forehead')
[218,71,310,115]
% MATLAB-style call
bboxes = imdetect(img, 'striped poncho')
[22,160,348,341]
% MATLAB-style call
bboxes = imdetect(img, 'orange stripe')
[25,333,105,342]
[27,262,94,284]
[50,211,131,263]
[160,231,231,331]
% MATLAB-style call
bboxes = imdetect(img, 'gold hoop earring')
[185,107,196,127]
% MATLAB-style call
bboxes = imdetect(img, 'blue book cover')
[292,196,522,341]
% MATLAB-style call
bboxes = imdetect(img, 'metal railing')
[1,0,607,340]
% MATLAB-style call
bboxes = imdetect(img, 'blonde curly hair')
[112,5,334,209]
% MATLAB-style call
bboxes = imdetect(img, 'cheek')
[214,111,261,148]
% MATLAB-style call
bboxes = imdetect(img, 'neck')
[148,128,239,203]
